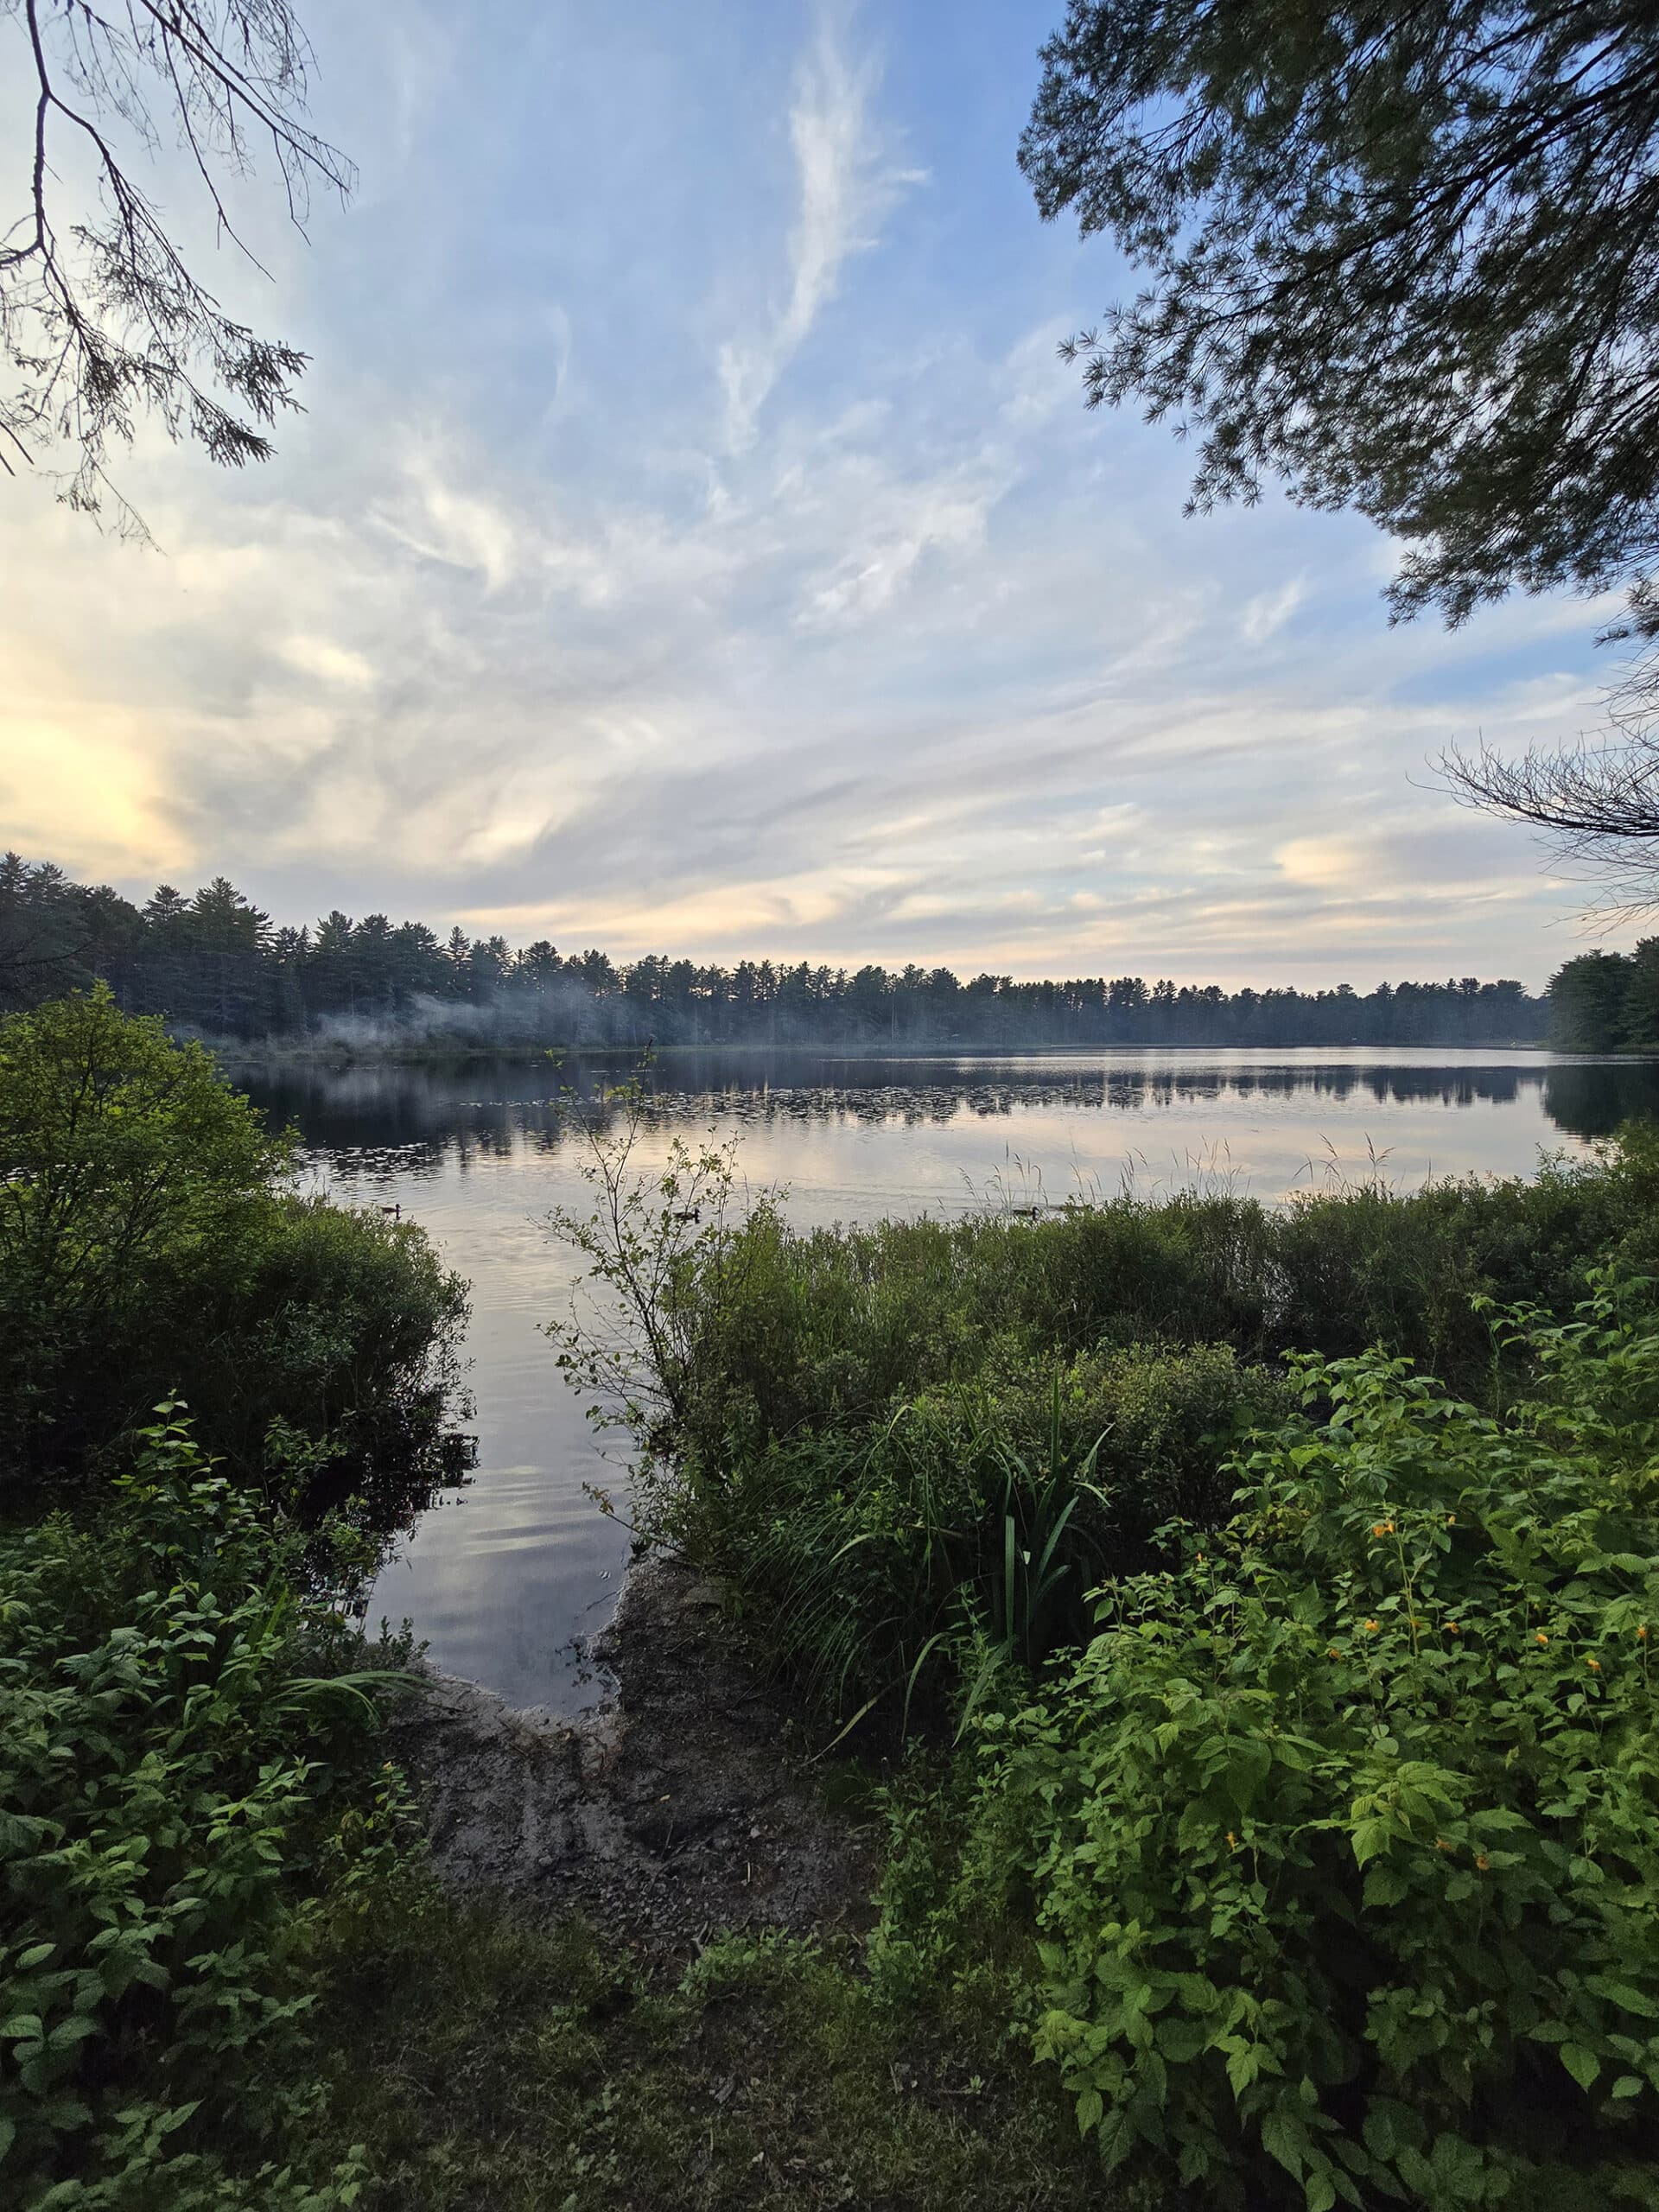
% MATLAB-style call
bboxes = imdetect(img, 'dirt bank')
[389,1556,878,1962]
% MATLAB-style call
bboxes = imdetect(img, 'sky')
[0,0,1634,989]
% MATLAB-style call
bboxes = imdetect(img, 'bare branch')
[1440,622,1659,917]
[2,0,353,522]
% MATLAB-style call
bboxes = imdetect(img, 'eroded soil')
[390,1557,878,1961]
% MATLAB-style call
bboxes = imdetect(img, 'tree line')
[1,853,1549,1050]
[1544,944,1659,1052]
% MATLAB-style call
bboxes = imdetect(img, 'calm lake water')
[238,1046,1659,1713]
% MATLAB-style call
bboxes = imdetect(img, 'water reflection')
[1540,1060,1659,1140]
[244,1046,1659,1154]
[232,1046,1659,1713]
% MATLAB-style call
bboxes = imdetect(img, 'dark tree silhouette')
[1024,0,1659,904]
[1023,0,1659,634]
[2,0,353,532]
[0,852,1552,1047]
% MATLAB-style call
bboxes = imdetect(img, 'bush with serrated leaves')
[0,1406,410,2209]
[917,1272,1659,2209]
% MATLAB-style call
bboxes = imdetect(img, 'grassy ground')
[308,1891,1137,2212]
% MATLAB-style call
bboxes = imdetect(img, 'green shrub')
[0,987,284,1466]
[0,1407,406,2208]
[0,988,465,1488]
[175,1193,467,1486]
[661,1139,1659,1469]
[919,1274,1659,2209]
[652,1344,1286,1726]
[976,1339,1293,1539]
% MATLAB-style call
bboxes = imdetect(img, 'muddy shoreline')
[390,1555,878,1963]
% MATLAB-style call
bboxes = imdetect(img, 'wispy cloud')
[718,5,923,450]
[0,0,1618,988]
[1240,575,1307,645]
[793,454,1007,628]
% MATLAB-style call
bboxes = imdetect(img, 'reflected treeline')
[1541,1061,1659,1139]
[237,1050,1659,1177]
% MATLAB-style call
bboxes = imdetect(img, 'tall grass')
[640,1340,1292,1727]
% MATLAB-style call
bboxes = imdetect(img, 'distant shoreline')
[204,1034,1572,1070]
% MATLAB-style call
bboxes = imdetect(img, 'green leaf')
[1560,2044,1601,2092]
[1260,2110,1308,2179]
[1362,1866,1409,1908]
[1156,2018,1212,2063]
[1350,1819,1390,1870]
[38,2097,91,2130]
[1096,2101,1139,2171]
[1075,2086,1103,2136]
[1226,1737,1272,1812]
[1225,2041,1262,2098]
[1586,1979,1659,2019]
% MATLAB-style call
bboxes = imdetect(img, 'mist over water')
[237,1046,1659,1712]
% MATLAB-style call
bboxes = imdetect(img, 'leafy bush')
[912,1274,1659,2209]
[0,1407,408,2208]
[0,988,465,1487]
[976,1339,1293,1539]
[651,1344,1285,1726]
[661,1138,1659,1467]
[180,1193,467,1488]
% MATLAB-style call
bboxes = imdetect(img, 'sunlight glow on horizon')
[0,0,1625,990]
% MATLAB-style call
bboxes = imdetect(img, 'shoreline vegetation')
[213,1034,1567,1071]
[542,1083,1659,2204]
[9,1002,1659,2208]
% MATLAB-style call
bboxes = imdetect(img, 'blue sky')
[0,0,1628,987]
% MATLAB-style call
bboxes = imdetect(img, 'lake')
[239,1046,1659,1713]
